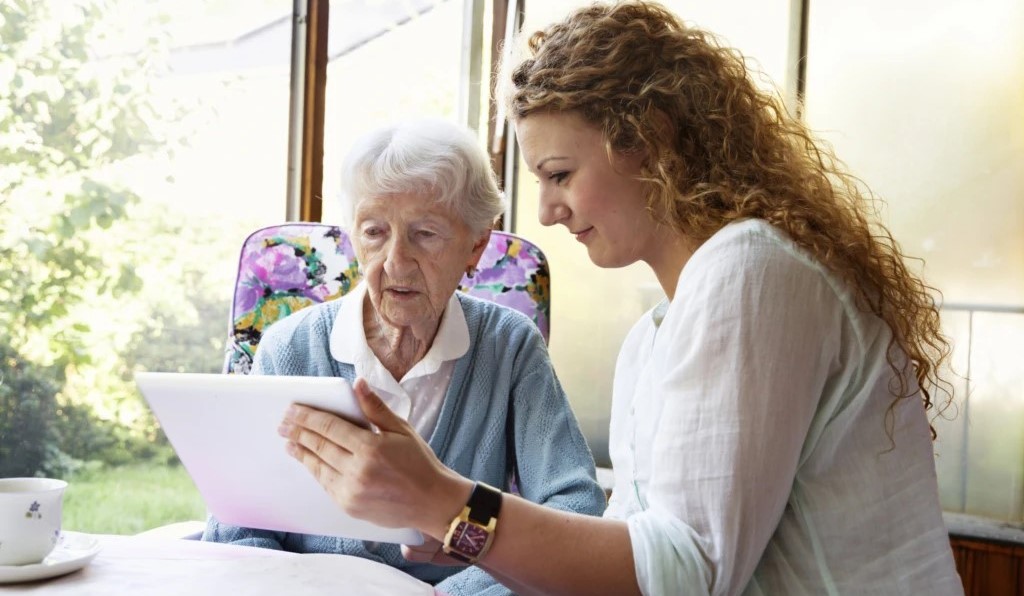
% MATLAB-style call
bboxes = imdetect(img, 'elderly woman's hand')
[278,378,473,540]
[400,537,471,567]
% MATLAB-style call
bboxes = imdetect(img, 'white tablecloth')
[4,534,438,595]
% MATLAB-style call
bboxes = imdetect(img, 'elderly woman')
[202,118,606,595]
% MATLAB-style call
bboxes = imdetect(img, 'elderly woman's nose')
[383,236,417,274]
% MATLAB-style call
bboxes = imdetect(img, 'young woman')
[278,3,964,594]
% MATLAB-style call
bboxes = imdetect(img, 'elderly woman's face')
[353,192,487,330]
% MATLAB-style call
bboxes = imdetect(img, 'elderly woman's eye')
[363,226,384,238]
[416,230,437,238]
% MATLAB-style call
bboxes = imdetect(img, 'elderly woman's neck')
[362,303,441,382]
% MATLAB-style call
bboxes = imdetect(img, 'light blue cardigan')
[203,292,606,595]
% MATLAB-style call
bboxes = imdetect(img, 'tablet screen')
[136,371,423,545]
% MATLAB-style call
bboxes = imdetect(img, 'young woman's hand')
[278,378,472,539]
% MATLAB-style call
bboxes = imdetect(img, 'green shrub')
[0,341,67,477]
[0,340,179,477]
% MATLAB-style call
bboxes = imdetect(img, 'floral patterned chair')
[224,223,551,374]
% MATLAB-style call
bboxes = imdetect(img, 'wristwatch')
[442,482,503,564]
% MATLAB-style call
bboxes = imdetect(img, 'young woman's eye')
[549,171,569,184]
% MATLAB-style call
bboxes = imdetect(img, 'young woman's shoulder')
[678,218,884,354]
[697,219,824,271]
[686,219,855,307]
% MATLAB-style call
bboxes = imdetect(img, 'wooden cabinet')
[950,536,1024,595]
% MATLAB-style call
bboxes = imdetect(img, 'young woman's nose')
[537,188,570,227]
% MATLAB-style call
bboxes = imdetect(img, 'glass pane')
[804,0,1024,307]
[0,0,291,533]
[804,0,1024,519]
[932,310,970,513]
[320,0,466,224]
[963,312,1024,521]
[515,1,792,465]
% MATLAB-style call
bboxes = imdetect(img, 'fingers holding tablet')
[280,377,470,536]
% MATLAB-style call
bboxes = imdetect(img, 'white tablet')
[135,371,423,545]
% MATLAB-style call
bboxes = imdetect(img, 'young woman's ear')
[630,107,681,179]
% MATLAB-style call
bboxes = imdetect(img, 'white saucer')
[0,531,102,584]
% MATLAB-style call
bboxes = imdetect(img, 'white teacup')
[0,478,67,566]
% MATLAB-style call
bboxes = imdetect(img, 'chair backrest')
[224,224,550,374]
[457,230,550,342]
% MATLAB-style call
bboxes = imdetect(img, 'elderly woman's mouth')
[385,287,420,298]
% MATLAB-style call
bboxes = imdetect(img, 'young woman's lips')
[574,227,594,242]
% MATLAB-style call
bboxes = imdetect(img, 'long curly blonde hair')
[503,1,951,436]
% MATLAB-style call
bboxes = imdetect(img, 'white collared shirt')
[329,283,470,440]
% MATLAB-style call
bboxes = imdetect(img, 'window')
[4,0,1019,535]
[803,0,1024,521]
[320,0,468,224]
[1,0,292,533]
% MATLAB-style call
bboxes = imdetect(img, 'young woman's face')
[515,111,661,269]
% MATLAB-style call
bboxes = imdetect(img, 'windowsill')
[944,511,1024,546]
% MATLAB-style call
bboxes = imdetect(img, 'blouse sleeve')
[628,230,849,595]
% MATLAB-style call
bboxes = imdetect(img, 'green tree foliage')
[0,0,166,367]
[0,0,208,474]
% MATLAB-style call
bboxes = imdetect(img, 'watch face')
[450,521,489,556]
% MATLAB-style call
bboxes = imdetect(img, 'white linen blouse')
[604,219,963,595]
